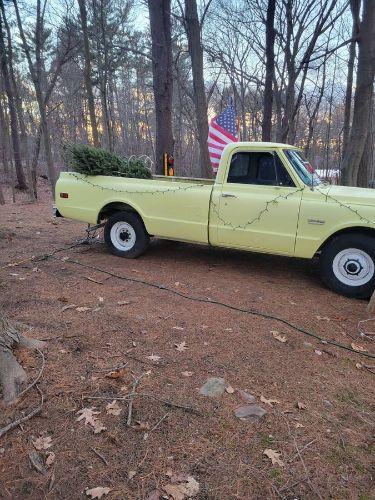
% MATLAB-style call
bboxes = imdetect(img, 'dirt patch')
[0,184,374,499]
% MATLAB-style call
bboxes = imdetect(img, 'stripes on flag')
[208,100,238,173]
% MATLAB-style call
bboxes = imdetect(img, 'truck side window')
[227,152,295,187]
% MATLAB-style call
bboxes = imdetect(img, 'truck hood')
[318,184,375,207]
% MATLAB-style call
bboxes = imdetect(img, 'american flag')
[208,99,238,173]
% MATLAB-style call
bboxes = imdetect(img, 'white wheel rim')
[110,221,136,251]
[332,248,374,287]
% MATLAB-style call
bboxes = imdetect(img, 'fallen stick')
[84,392,201,416]
[91,447,109,466]
[127,373,147,427]
[0,386,44,439]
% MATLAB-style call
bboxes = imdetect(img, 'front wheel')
[104,211,150,258]
[319,233,375,298]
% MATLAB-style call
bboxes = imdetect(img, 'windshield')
[284,149,322,186]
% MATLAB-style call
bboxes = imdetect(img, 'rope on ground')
[50,255,375,361]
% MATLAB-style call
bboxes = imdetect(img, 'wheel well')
[98,202,138,222]
[317,226,375,254]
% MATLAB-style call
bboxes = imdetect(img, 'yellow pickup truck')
[55,142,375,298]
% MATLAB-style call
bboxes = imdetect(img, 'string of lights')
[67,173,375,230]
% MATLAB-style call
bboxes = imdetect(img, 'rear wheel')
[104,211,149,258]
[319,233,375,298]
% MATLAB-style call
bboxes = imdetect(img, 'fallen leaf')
[133,420,150,431]
[45,451,56,467]
[106,400,121,416]
[172,326,184,331]
[86,487,111,499]
[297,402,307,410]
[76,407,100,426]
[175,341,187,352]
[351,343,368,353]
[76,306,91,313]
[316,315,330,321]
[147,354,161,362]
[181,371,193,377]
[314,349,323,355]
[263,448,285,467]
[163,475,200,500]
[355,363,362,369]
[76,408,106,434]
[92,421,106,434]
[295,422,305,428]
[260,395,280,407]
[98,297,104,302]
[105,368,127,379]
[33,436,52,451]
[225,386,235,394]
[117,300,130,305]
[128,470,136,480]
[271,331,287,343]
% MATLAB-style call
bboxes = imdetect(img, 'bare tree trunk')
[0,313,45,403]
[0,90,10,174]
[0,181,4,204]
[13,0,58,192]
[0,6,27,190]
[357,93,374,187]
[184,0,212,178]
[78,0,100,148]
[148,0,174,174]
[341,0,375,186]
[262,0,276,141]
[342,0,361,159]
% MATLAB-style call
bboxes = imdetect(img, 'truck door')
[215,150,303,255]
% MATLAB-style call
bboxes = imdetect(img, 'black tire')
[319,233,375,298]
[104,211,150,258]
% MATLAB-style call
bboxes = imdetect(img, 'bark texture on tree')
[0,313,45,403]
[341,0,375,186]
[78,0,100,148]
[262,0,276,142]
[184,0,212,178]
[342,0,361,160]
[0,8,27,190]
[148,0,174,174]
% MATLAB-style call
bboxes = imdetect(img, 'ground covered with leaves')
[0,182,374,499]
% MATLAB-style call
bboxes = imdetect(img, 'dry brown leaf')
[260,395,280,407]
[76,407,106,434]
[351,343,368,353]
[106,400,121,416]
[355,363,362,369]
[33,436,52,451]
[314,349,323,355]
[175,341,187,352]
[297,402,307,410]
[181,371,193,377]
[225,386,235,394]
[45,451,55,467]
[105,368,127,379]
[271,331,287,343]
[117,300,130,305]
[76,306,91,313]
[86,487,111,499]
[163,476,200,500]
[128,470,136,480]
[263,448,285,467]
[133,420,150,431]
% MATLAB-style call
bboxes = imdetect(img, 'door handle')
[221,193,237,198]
